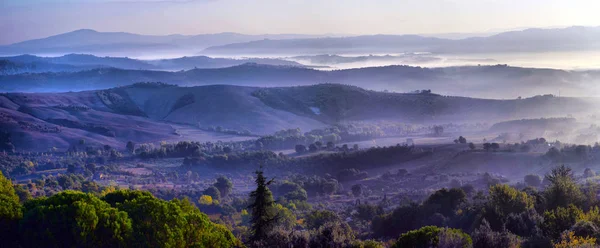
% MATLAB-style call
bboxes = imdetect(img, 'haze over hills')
[203,26,600,55]
[0,54,304,74]
[1,83,596,151]
[3,63,600,99]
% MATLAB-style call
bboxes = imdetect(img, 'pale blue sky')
[1,0,599,45]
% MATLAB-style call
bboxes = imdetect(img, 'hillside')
[2,63,600,99]
[251,84,597,123]
[1,83,598,151]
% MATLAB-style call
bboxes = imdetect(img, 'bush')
[524,174,542,187]
[472,220,520,248]
[309,221,355,248]
[488,184,533,217]
[203,186,222,202]
[423,188,466,217]
[554,231,597,248]
[392,226,471,248]
[305,210,341,230]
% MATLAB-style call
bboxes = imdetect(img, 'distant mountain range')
[203,26,600,55]
[2,63,600,99]
[2,83,596,151]
[0,29,327,55]
[0,54,304,74]
[1,26,599,57]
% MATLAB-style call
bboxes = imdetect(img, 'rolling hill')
[2,63,600,99]
[1,83,597,151]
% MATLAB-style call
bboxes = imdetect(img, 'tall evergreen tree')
[248,167,277,246]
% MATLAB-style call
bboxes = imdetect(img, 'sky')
[1,0,599,45]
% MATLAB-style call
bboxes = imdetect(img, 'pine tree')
[248,167,277,246]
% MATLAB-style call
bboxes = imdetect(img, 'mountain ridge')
[2,63,600,99]
[3,26,599,56]
[203,26,600,55]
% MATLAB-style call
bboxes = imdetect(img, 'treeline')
[0,171,241,248]
[0,150,121,177]
[181,144,427,175]
[254,125,384,151]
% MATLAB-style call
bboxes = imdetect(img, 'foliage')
[20,190,132,248]
[351,184,363,197]
[472,219,521,248]
[102,190,239,248]
[309,221,355,248]
[488,184,534,217]
[545,165,584,209]
[424,188,467,217]
[305,210,342,230]
[204,186,222,202]
[0,171,21,247]
[524,174,542,187]
[553,231,597,248]
[543,204,583,239]
[392,226,471,248]
[248,168,277,245]
[199,195,214,205]
[214,176,233,198]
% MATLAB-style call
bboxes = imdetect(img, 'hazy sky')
[1,0,599,45]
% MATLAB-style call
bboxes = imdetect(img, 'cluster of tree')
[288,174,342,197]
[0,151,121,177]
[546,144,596,163]
[453,136,467,144]
[181,144,425,179]
[294,141,360,154]
[245,168,385,248]
[201,125,254,136]
[255,127,342,151]
[255,124,398,151]
[336,168,369,182]
[0,171,241,248]
[134,140,254,159]
[482,142,501,152]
